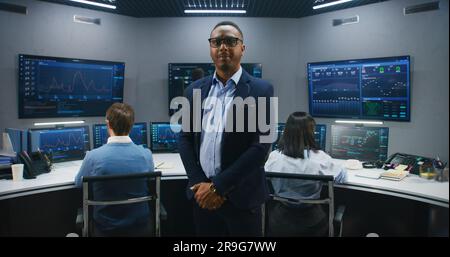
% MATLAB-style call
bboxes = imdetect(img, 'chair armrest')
[160,203,168,221]
[76,208,83,231]
[334,205,345,224]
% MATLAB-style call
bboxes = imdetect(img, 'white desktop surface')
[332,159,449,207]
[0,153,186,199]
[342,168,449,207]
[0,154,448,207]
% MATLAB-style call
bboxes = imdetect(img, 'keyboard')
[355,170,382,179]
[52,160,83,169]
[155,161,174,169]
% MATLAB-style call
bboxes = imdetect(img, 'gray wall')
[1,0,448,161]
[134,17,300,122]
[0,0,139,145]
[296,0,449,161]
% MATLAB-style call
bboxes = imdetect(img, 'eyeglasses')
[208,37,243,48]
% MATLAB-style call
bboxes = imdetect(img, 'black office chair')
[263,172,345,237]
[77,171,162,237]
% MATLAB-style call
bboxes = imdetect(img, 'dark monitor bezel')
[330,125,390,162]
[18,54,125,119]
[92,122,148,149]
[149,122,181,153]
[307,55,411,122]
[314,124,327,151]
[29,125,90,162]
[167,63,262,115]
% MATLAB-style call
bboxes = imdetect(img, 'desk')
[0,154,448,236]
[0,153,187,200]
[1,154,448,205]
[332,157,449,209]
[335,163,448,236]
[0,153,192,236]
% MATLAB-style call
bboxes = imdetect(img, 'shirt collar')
[107,136,132,144]
[212,66,242,87]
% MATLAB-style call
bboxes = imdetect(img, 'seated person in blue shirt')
[264,112,347,236]
[75,103,155,236]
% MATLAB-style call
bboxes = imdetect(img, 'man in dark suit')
[178,21,274,236]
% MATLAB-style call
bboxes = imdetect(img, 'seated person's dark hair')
[192,68,205,81]
[278,112,318,159]
[106,103,135,136]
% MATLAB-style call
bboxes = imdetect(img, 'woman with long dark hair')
[265,112,346,236]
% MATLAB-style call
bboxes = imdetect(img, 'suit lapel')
[234,69,251,100]
[199,76,213,121]
[200,77,213,103]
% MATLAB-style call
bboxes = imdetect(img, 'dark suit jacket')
[178,69,274,210]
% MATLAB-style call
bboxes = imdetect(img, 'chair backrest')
[264,171,335,237]
[82,171,162,237]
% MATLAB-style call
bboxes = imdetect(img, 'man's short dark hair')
[212,21,244,40]
[106,103,135,136]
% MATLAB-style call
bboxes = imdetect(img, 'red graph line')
[40,71,111,93]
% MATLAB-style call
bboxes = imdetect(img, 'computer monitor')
[168,63,262,115]
[315,124,327,151]
[272,123,286,151]
[150,122,181,152]
[272,123,327,151]
[29,126,90,162]
[330,125,389,162]
[308,56,410,121]
[92,122,148,148]
[18,54,125,118]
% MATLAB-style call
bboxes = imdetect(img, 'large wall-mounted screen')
[18,54,125,118]
[308,56,410,121]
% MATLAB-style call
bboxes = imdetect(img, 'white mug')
[11,164,24,181]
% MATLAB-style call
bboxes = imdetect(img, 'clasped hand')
[191,182,225,210]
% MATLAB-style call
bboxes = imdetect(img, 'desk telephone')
[383,153,434,175]
[18,150,52,179]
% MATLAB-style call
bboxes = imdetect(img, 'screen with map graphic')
[29,126,90,162]
[308,56,410,121]
[18,54,125,118]
[330,125,389,162]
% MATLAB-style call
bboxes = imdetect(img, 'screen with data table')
[92,122,148,148]
[168,63,262,115]
[150,122,181,152]
[272,123,327,151]
[29,126,90,162]
[18,54,125,118]
[308,56,410,121]
[331,125,389,162]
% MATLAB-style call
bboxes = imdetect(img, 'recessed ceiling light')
[69,0,116,10]
[313,0,353,10]
[184,9,246,14]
